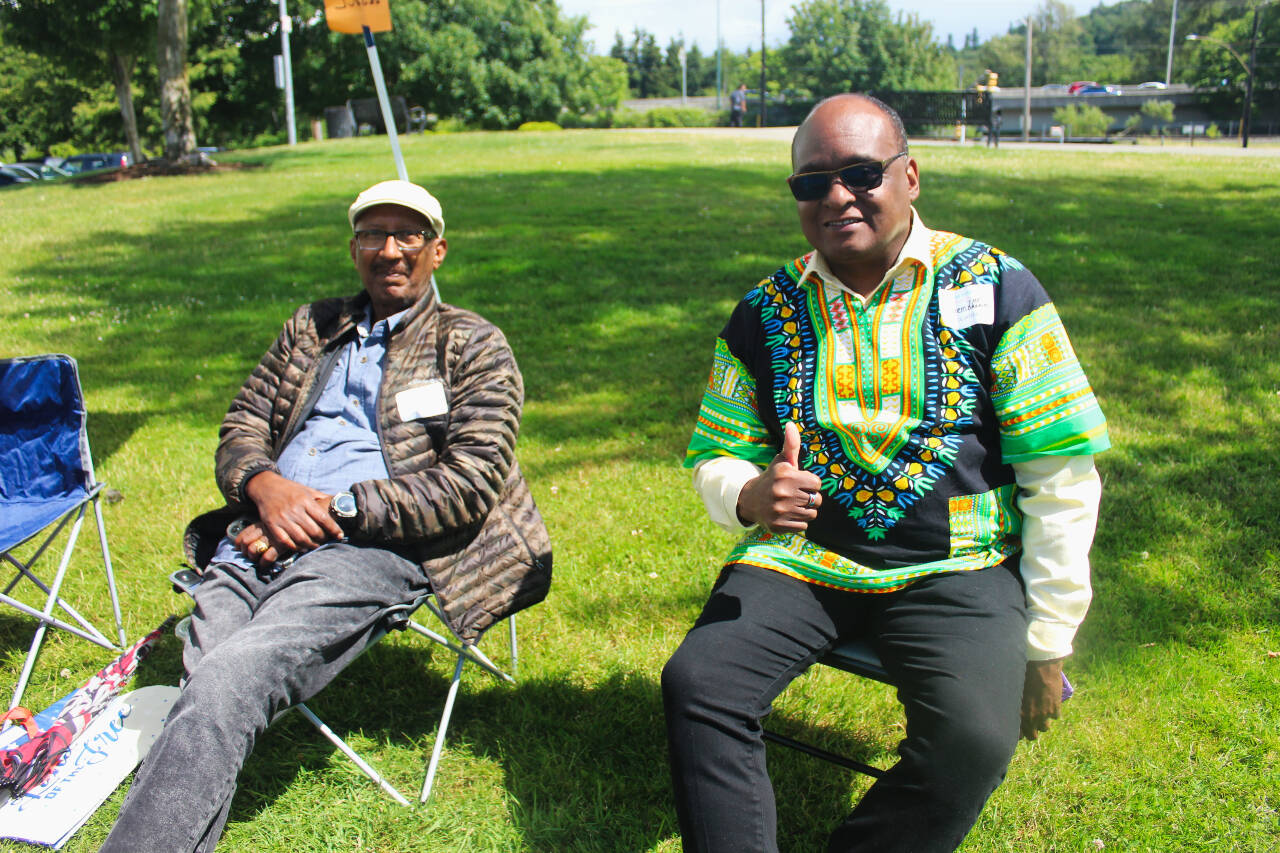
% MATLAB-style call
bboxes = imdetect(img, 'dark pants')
[662,562,1027,853]
[731,109,745,128]
[100,543,429,853]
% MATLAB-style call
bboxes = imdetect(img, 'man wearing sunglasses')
[101,180,551,852]
[666,94,1108,852]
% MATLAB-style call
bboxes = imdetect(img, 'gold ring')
[249,538,269,557]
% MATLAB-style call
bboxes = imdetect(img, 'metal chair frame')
[173,574,518,806]
[762,639,892,779]
[1,354,127,712]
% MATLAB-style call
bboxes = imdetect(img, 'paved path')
[610,126,1280,156]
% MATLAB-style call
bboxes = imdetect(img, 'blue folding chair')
[0,354,127,711]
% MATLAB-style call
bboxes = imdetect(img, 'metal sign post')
[362,26,408,181]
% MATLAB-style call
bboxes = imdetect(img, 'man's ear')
[349,236,359,266]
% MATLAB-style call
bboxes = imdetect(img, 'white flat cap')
[348,180,445,237]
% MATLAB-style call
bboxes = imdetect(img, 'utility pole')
[278,0,297,145]
[1022,15,1032,143]
[1243,6,1260,148]
[752,0,762,128]
[680,46,688,106]
[716,0,722,110]
[1165,0,1179,86]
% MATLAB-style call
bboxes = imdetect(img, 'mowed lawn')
[1,130,1277,852]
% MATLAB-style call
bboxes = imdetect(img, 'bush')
[1051,103,1111,139]
[610,109,647,128]
[517,121,562,132]
[560,111,621,129]
[432,117,471,134]
[644,107,715,128]
[1140,99,1175,124]
[1206,123,1221,139]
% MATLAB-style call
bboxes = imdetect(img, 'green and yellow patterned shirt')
[685,226,1109,592]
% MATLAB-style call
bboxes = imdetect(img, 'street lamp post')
[1186,8,1261,149]
[278,0,297,146]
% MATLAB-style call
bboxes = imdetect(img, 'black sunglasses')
[786,152,908,202]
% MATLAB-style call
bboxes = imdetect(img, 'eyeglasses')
[786,152,908,202]
[353,228,436,252]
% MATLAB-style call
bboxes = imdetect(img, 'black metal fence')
[744,91,995,131]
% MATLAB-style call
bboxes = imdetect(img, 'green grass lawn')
[1,130,1278,852]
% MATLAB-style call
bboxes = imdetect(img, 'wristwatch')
[330,491,358,528]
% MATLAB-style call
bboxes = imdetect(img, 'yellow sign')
[324,0,392,34]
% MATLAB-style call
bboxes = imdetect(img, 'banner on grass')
[324,0,392,34]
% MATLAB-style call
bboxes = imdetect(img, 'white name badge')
[938,283,994,329]
[395,380,449,422]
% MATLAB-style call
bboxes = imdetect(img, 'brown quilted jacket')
[184,287,552,642]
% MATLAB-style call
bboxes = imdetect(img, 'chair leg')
[92,492,127,648]
[420,652,466,804]
[508,613,518,681]
[9,505,92,710]
[294,703,411,806]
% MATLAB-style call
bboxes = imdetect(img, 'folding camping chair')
[0,354,127,712]
[171,568,520,807]
[762,639,892,779]
[763,640,1075,778]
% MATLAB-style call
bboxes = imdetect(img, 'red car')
[1066,81,1098,94]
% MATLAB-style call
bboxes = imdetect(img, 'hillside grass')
[1,130,1277,851]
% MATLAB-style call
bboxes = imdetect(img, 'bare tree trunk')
[108,51,145,164]
[158,0,195,161]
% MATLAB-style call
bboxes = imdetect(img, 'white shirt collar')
[802,208,933,304]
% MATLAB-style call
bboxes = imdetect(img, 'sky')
[559,0,1048,55]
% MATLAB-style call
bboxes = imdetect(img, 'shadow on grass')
[144,635,877,853]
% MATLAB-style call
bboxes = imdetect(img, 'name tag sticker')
[395,381,448,422]
[938,283,994,329]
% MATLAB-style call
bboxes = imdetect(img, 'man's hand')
[242,471,344,562]
[1021,658,1065,740]
[736,422,823,533]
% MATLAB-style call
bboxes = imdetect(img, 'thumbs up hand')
[736,422,823,533]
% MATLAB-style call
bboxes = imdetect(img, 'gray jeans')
[101,543,429,853]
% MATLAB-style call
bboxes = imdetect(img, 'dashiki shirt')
[685,229,1110,592]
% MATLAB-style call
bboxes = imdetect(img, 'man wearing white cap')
[102,180,551,852]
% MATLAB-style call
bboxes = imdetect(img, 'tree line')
[1,0,1274,162]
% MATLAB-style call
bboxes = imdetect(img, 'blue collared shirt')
[212,305,406,569]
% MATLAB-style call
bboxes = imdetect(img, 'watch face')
[332,492,357,518]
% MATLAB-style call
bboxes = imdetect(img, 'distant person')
[664,93,1109,852]
[100,180,551,852]
[730,83,748,127]
[989,106,1003,148]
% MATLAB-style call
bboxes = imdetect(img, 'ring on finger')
[804,491,817,509]
[249,538,270,557]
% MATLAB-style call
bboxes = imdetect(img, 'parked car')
[61,152,133,174]
[1137,81,1168,89]
[2,164,41,181]
[1076,85,1122,96]
[10,161,70,180]
[1066,81,1098,94]
[0,167,35,187]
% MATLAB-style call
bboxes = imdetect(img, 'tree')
[583,55,628,111]
[782,0,955,97]
[1052,102,1110,137]
[0,0,156,162]
[158,0,196,159]
[0,25,84,159]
